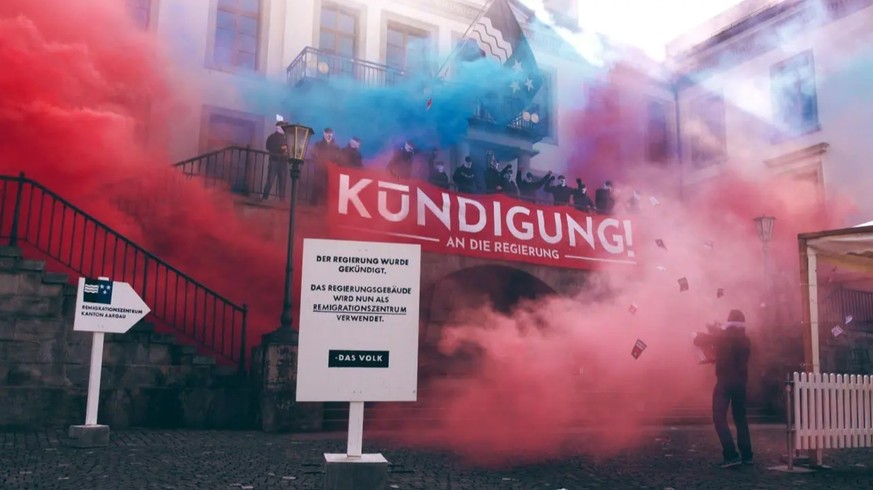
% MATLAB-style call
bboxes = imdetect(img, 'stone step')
[17,259,45,272]
[41,272,69,285]
[0,246,22,258]
[214,365,239,376]
[193,356,216,366]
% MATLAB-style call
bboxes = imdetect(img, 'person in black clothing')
[545,174,574,205]
[387,140,415,179]
[262,121,288,199]
[310,128,341,165]
[309,128,341,204]
[428,161,450,189]
[339,137,363,168]
[595,180,616,214]
[693,309,753,468]
[484,153,503,193]
[573,179,595,213]
[500,166,518,196]
[453,156,477,193]
[517,169,552,201]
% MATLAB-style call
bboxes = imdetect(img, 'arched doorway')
[418,265,558,379]
[321,265,559,431]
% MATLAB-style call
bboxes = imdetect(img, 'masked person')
[309,128,340,204]
[595,180,616,214]
[262,121,288,199]
[517,169,552,201]
[340,137,363,168]
[500,166,518,196]
[484,152,503,193]
[453,156,477,194]
[545,174,574,205]
[693,309,753,468]
[428,161,450,189]
[573,179,595,213]
[387,140,414,179]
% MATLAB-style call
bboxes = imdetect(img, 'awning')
[802,225,873,275]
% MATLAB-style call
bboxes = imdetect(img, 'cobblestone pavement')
[1,425,872,489]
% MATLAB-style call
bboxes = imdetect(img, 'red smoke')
[0,1,295,350]
[1,0,861,468]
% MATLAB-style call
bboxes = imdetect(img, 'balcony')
[286,47,549,141]
[287,47,407,88]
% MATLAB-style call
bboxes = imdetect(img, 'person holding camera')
[693,309,753,468]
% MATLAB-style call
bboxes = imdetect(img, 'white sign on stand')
[73,277,150,425]
[296,239,421,458]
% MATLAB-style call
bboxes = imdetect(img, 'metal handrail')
[0,173,249,372]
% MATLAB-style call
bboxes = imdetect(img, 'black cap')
[465,156,472,163]
[324,128,333,133]
[525,172,533,177]
[727,309,745,322]
[558,175,565,179]
[275,121,284,126]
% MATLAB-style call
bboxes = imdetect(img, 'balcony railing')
[287,47,407,88]
[286,47,550,140]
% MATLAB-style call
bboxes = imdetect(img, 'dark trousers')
[262,159,286,199]
[712,382,753,460]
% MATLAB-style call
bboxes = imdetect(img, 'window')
[204,113,257,150]
[213,0,260,70]
[646,101,670,163]
[320,4,358,58]
[688,94,726,168]
[771,51,819,138]
[386,23,430,73]
[528,69,555,139]
[126,0,151,29]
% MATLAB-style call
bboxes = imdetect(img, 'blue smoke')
[236,55,519,158]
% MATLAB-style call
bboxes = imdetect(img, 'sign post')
[296,239,421,489]
[68,276,150,448]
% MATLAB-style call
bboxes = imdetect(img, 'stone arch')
[417,264,558,378]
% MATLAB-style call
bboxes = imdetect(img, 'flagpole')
[436,0,499,78]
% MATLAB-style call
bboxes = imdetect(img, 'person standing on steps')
[694,309,753,468]
[262,121,288,200]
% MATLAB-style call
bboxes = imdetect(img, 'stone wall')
[0,247,256,430]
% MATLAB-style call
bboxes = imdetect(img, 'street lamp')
[754,215,776,284]
[271,122,314,344]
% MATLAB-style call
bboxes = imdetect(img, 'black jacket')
[311,139,341,165]
[546,182,574,205]
[429,170,450,189]
[266,132,287,160]
[595,187,616,214]
[484,166,503,193]
[573,189,595,212]
[387,147,414,178]
[694,325,751,386]
[340,146,362,167]
[517,170,550,198]
[501,175,518,196]
[453,166,477,193]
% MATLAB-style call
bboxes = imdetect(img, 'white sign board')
[296,239,421,402]
[73,277,150,333]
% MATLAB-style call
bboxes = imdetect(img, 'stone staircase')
[0,246,255,430]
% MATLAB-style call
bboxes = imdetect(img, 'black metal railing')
[287,47,407,88]
[0,173,249,372]
[285,46,550,139]
[169,146,322,204]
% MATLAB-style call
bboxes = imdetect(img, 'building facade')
[669,0,873,226]
[128,0,676,185]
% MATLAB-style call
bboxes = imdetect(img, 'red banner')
[325,165,638,270]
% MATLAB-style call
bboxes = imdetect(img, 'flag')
[464,0,543,124]
[83,278,113,305]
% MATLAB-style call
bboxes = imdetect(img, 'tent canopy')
[801,224,873,286]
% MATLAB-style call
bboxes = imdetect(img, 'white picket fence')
[790,372,873,450]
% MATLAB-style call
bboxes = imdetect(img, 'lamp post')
[754,215,776,285]
[270,122,314,344]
